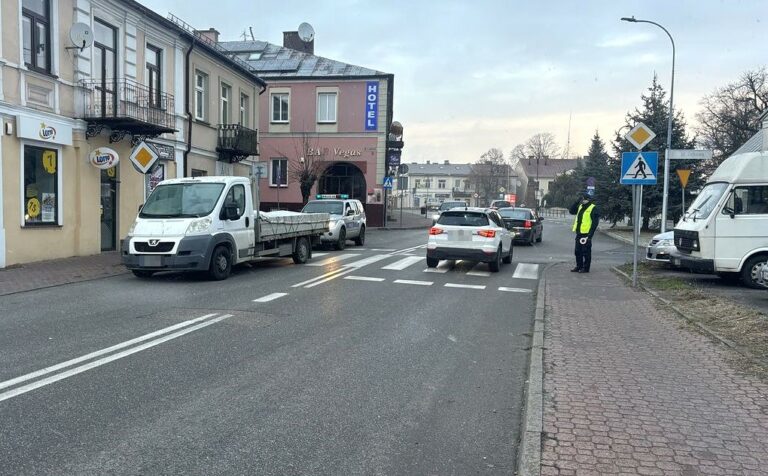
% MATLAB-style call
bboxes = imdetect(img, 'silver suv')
[302,195,367,250]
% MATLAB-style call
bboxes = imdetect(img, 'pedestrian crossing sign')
[383,176,394,189]
[620,152,658,185]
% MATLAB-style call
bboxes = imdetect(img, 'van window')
[685,182,728,220]
[726,186,768,215]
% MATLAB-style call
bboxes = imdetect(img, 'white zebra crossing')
[382,256,423,270]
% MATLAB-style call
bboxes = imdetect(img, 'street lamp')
[621,15,676,232]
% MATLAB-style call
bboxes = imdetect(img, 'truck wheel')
[208,245,232,281]
[292,237,310,264]
[335,227,347,250]
[426,257,439,268]
[131,270,154,278]
[740,254,768,289]
[354,226,366,246]
[489,246,502,272]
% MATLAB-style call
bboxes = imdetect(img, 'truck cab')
[672,152,768,288]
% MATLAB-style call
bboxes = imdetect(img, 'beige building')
[0,0,264,268]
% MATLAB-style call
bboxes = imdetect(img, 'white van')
[672,151,768,288]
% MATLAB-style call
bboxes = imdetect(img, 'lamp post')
[621,16,676,232]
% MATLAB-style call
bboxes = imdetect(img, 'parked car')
[431,200,468,225]
[426,208,513,272]
[302,195,366,250]
[646,231,675,262]
[489,200,512,210]
[498,207,543,245]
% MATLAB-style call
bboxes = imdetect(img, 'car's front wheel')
[336,227,347,250]
[208,245,232,281]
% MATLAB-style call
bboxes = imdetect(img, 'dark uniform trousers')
[574,235,592,272]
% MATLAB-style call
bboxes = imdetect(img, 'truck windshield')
[140,183,225,218]
[302,201,344,215]
[685,182,728,221]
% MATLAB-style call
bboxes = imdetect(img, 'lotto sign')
[365,81,379,131]
[620,152,658,185]
[89,147,120,170]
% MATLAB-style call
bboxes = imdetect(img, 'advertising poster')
[42,193,56,222]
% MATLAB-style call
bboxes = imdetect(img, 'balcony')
[80,78,176,144]
[216,124,259,163]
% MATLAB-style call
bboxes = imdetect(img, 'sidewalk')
[538,263,768,475]
[0,252,126,296]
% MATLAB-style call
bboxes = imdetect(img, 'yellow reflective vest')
[572,203,596,234]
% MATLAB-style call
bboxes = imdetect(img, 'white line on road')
[382,256,423,271]
[499,287,533,293]
[253,292,288,303]
[394,279,433,286]
[512,263,540,280]
[423,261,452,273]
[0,314,233,403]
[0,313,220,392]
[344,276,386,282]
[445,283,486,290]
[312,252,329,257]
[392,244,427,255]
[291,268,349,288]
[345,254,391,268]
[304,268,357,288]
[305,253,361,267]
[371,248,396,252]
[466,263,491,277]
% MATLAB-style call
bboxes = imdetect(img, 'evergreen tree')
[582,131,628,226]
[612,75,699,230]
[543,161,583,208]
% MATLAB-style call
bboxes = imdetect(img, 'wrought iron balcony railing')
[216,124,259,163]
[80,78,176,142]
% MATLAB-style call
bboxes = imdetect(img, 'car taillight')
[477,229,496,238]
[429,227,444,235]
[524,220,532,229]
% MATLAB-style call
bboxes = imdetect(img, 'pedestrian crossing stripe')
[620,151,659,185]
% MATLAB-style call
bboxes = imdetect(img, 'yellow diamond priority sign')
[625,122,656,150]
[129,141,159,174]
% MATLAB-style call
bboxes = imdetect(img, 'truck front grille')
[673,229,698,253]
[134,241,174,253]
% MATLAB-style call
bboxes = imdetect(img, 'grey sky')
[142,0,767,163]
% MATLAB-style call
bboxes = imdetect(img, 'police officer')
[569,191,599,273]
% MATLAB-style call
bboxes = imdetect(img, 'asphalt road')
[0,220,632,475]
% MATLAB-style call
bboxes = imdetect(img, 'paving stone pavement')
[541,263,768,476]
[0,252,125,296]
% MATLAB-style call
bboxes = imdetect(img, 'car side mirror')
[346,209,355,216]
[723,206,735,219]
[224,203,240,220]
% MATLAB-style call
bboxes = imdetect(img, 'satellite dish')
[69,23,93,51]
[298,22,315,42]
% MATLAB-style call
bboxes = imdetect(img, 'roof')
[733,129,764,155]
[220,40,387,78]
[709,152,768,184]
[519,158,579,179]
[407,163,473,176]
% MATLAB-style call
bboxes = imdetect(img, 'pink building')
[222,32,394,225]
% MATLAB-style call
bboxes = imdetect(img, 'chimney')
[426,160,431,164]
[283,31,314,54]
[444,160,449,165]
[196,28,220,44]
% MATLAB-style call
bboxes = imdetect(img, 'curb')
[612,266,768,368]
[516,264,551,476]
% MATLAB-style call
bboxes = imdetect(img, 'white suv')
[426,208,513,272]
[302,195,366,250]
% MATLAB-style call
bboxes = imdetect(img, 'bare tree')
[696,68,768,164]
[273,132,326,205]
[469,148,509,205]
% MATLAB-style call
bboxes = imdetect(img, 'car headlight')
[329,220,338,230]
[127,220,138,236]
[185,217,212,235]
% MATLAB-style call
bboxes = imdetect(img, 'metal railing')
[80,78,175,131]
[167,13,254,74]
[217,124,259,158]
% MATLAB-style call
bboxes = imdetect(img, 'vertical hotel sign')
[365,81,379,131]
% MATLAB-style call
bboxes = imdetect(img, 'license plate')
[139,255,162,267]
[449,230,469,240]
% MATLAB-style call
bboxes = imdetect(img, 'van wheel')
[335,227,347,250]
[489,246,502,272]
[208,245,232,280]
[741,254,768,289]
[426,257,439,268]
[131,270,154,278]
[354,226,366,246]
[292,237,310,264]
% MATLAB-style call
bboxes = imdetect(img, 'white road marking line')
[253,292,288,303]
[371,248,396,252]
[0,313,220,392]
[346,254,391,268]
[306,253,361,267]
[499,287,533,293]
[291,268,349,288]
[466,263,491,277]
[423,261,453,273]
[394,279,433,286]
[392,244,427,255]
[382,256,423,270]
[445,283,486,290]
[344,276,386,282]
[447,335,458,343]
[0,314,233,403]
[304,268,357,288]
[312,252,329,257]
[512,263,540,280]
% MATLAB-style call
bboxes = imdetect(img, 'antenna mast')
[564,111,572,159]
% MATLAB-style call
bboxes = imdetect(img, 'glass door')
[100,167,118,251]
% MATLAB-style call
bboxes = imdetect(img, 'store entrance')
[100,167,118,251]
[318,162,366,202]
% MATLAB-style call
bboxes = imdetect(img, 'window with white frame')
[270,158,288,187]
[317,92,337,123]
[220,83,231,124]
[414,179,422,189]
[271,93,289,123]
[454,179,461,189]
[438,179,446,189]
[194,71,207,120]
[239,93,249,127]
[23,145,59,225]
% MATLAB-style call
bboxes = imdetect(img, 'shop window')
[317,92,337,123]
[271,93,289,123]
[23,145,59,226]
[22,0,51,73]
[270,158,288,187]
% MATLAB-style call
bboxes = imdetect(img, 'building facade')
[0,0,264,268]
[405,161,474,208]
[519,158,580,208]
[222,33,393,224]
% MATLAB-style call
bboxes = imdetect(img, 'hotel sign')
[365,81,379,131]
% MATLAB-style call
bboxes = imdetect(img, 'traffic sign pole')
[632,184,643,288]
